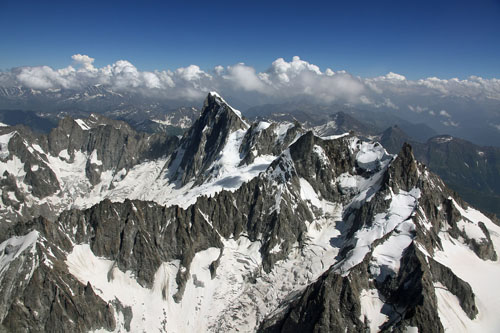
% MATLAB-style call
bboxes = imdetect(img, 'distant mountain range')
[1,87,498,220]
[0,85,201,136]
[2,83,499,147]
[246,103,438,142]
[380,126,500,218]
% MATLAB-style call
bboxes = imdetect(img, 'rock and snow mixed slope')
[0,93,499,332]
[0,92,303,226]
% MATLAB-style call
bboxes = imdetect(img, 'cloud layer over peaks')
[1,54,500,109]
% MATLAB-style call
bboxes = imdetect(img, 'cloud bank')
[1,54,500,146]
[1,55,500,119]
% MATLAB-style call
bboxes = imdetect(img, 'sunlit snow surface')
[359,289,389,332]
[0,132,15,159]
[68,217,335,332]
[2,122,500,332]
[0,230,38,278]
[67,205,343,333]
[433,204,500,332]
[0,123,277,214]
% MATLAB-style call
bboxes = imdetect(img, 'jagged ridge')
[0,93,499,332]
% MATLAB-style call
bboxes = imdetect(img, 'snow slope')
[1,94,500,333]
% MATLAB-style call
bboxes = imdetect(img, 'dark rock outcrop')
[168,92,249,186]
[3,265,116,333]
[259,259,370,333]
[0,97,494,332]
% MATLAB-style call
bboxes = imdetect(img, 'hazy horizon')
[1,0,499,146]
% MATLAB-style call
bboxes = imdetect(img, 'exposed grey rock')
[442,198,497,261]
[0,227,115,333]
[377,244,443,332]
[45,115,179,173]
[290,131,356,203]
[0,93,496,332]
[387,142,419,193]
[2,265,116,333]
[259,259,371,333]
[4,129,60,199]
[239,121,304,166]
[0,235,37,323]
[0,114,179,227]
[111,298,133,331]
[168,92,248,186]
[473,222,497,260]
[380,125,500,219]
[428,257,477,319]
[260,140,483,333]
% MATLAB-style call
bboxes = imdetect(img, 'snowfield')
[1,94,499,332]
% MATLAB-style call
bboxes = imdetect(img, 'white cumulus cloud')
[72,54,96,72]
[1,54,500,111]
[223,63,268,93]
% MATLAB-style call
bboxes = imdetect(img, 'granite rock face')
[0,93,498,332]
[0,113,179,227]
[0,226,115,333]
[380,125,500,219]
[259,142,485,333]
[168,92,249,186]
[259,260,370,333]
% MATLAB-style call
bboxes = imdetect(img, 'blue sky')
[0,0,499,79]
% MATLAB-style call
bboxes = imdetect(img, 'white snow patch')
[370,220,415,281]
[320,132,350,140]
[434,211,500,332]
[46,150,90,201]
[67,244,181,332]
[89,150,102,166]
[299,178,322,208]
[58,149,70,160]
[274,122,294,143]
[457,219,487,242]
[313,120,337,136]
[256,121,271,132]
[434,281,473,332]
[59,149,269,211]
[451,199,490,242]
[0,156,26,183]
[67,239,271,332]
[337,188,420,275]
[7,191,17,201]
[269,241,282,254]
[435,136,453,143]
[32,144,45,154]
[0,230,39,276]
[67,200,346,332]
[337,172,359,191]
[211,129,246,177]
[313,145,330,166]
[0,132,15,159]
[356,141,389,171]
[359,289,388,332]
[75,119,91,130]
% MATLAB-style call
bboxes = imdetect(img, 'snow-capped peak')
[204,92,247,125]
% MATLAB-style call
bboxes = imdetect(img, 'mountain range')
[380,126,500,218]
[4,87,498,220]
[0,92,499,332]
